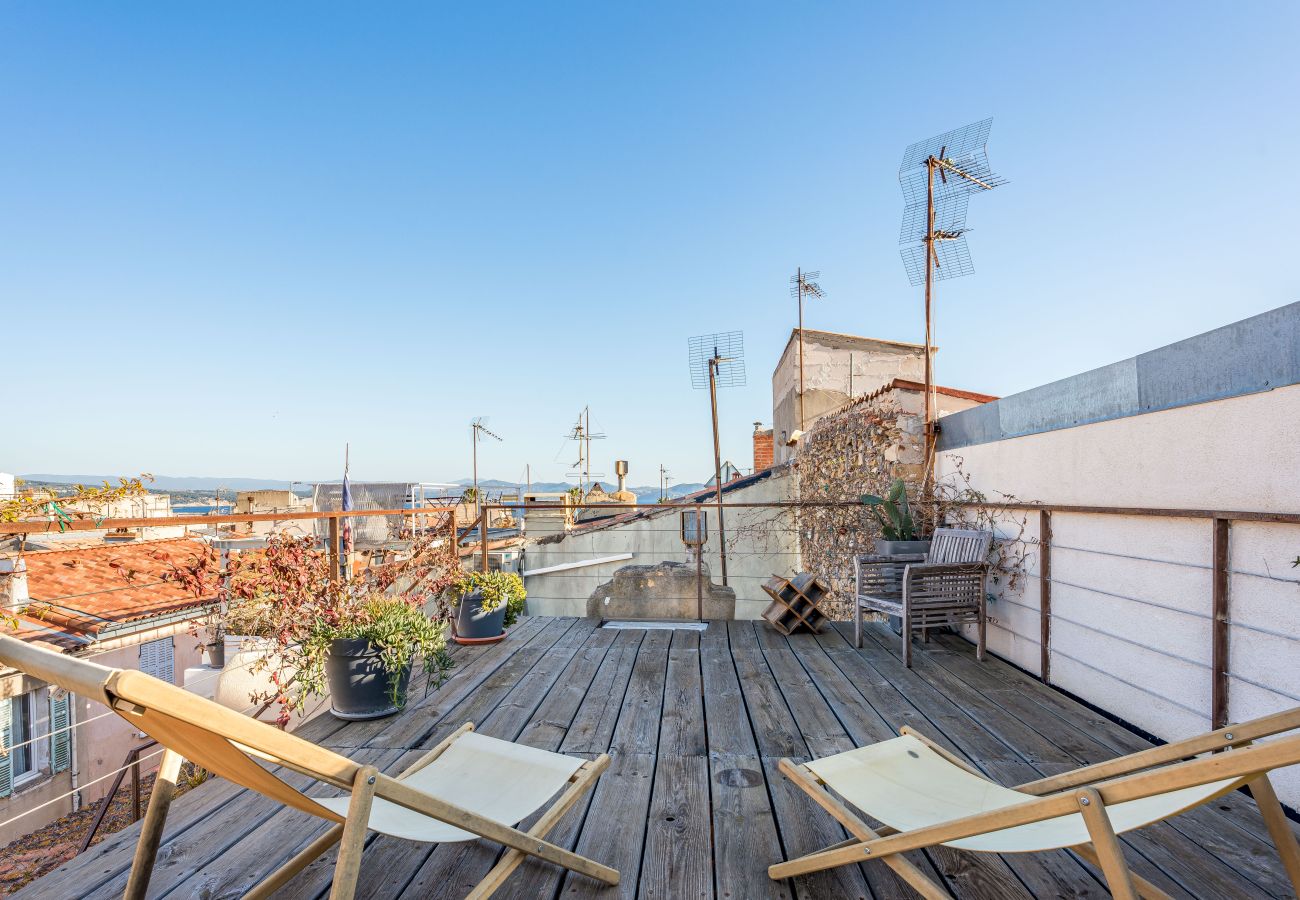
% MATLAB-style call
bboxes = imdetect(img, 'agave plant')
[861,478,920,541]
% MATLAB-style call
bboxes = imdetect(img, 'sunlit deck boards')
[18,616,1298,899]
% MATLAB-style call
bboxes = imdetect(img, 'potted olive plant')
[447,571,526,645]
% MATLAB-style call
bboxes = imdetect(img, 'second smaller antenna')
[470,416,503,517]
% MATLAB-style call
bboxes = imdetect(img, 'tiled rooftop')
[7,537,213,645]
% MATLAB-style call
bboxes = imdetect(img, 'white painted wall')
[522,467,799,619]
[938,382,1300,806]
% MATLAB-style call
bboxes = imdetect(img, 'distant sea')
[173,504,233,515]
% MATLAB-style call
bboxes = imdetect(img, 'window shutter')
[139,638,175,684]
[0,697,12,798]
[49,693,71,774]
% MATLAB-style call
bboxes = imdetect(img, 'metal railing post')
[1039,510,1052,684]
[1212,517,1231,729]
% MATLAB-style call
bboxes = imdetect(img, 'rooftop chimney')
[752,423,774,472]
[614,460,629,493]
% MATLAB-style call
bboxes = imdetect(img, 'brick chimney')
[752,422,774,472]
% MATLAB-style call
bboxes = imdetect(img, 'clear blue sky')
[4,2,1298,487]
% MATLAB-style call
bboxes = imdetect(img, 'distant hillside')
[458,478,707,504]
[20,474,710,505]
[22,473,299,492]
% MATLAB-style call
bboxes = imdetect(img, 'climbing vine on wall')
[793,395,1034,619]
[795,397,915,616]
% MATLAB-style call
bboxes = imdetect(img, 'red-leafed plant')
[213,524,460,726]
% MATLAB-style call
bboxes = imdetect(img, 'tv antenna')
[563,406,605,495]
[687,331,746,586]
[790,268,826,431]
[470,417,502,516]
[659,464,672,502]
[898,118,1005,487]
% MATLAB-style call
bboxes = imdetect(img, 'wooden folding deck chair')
[0,634,619,900]
[769,709,1300,899]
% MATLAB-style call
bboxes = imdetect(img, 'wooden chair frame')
[769,708,1300,900]
[854,528,993,668]
[0,635,619,900]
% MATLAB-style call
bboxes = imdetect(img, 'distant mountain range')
[20,474,709,505]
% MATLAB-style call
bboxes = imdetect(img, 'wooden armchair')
[853,527,993,667]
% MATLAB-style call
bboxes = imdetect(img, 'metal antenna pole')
[790,269,825,436]
[709,353,729,586]
[797,266,805,431]
[923,156,937,490]
[470,418,503,520]
[896,118,1006,494]
[687,331,744,590]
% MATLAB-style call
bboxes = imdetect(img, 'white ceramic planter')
[215,636,327,731]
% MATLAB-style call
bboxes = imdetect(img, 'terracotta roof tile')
[8,538,215,642]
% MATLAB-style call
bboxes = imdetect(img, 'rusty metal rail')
[966,500,1298,731]
[77,739,159,853]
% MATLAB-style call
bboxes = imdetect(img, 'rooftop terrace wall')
[934,301,1300,808]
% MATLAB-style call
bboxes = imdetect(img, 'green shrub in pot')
[447,571,527,640]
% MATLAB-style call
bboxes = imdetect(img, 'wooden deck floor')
[19,616,1298,899]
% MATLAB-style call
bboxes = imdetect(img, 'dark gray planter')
[874,539,931,557]
[873,539,931,635]
[204,641,225,669]
[325,638,412,721]
[455,590,507,640]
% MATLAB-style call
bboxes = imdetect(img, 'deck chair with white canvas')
[0,634,619,900]
[769,710,1300,899]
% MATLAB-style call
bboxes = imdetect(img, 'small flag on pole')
[341,446,354,555]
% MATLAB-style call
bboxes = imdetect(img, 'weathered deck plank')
[638,629,711,900]
[728,620,878,900]
[699,621,790,900]
[14,616,1293,900]
[562,628,673,899]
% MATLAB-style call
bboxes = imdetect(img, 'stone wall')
[793,391,916,618]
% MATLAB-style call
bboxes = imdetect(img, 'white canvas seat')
[770,713,1300,900]
[316,730,585,843]
[806,735,1241,854]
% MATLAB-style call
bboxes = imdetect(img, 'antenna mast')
[790,269,826,431]
[898,118,1005,489]
[470,417,503,518]
[564,406,605,495]
[688,331,746,587]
